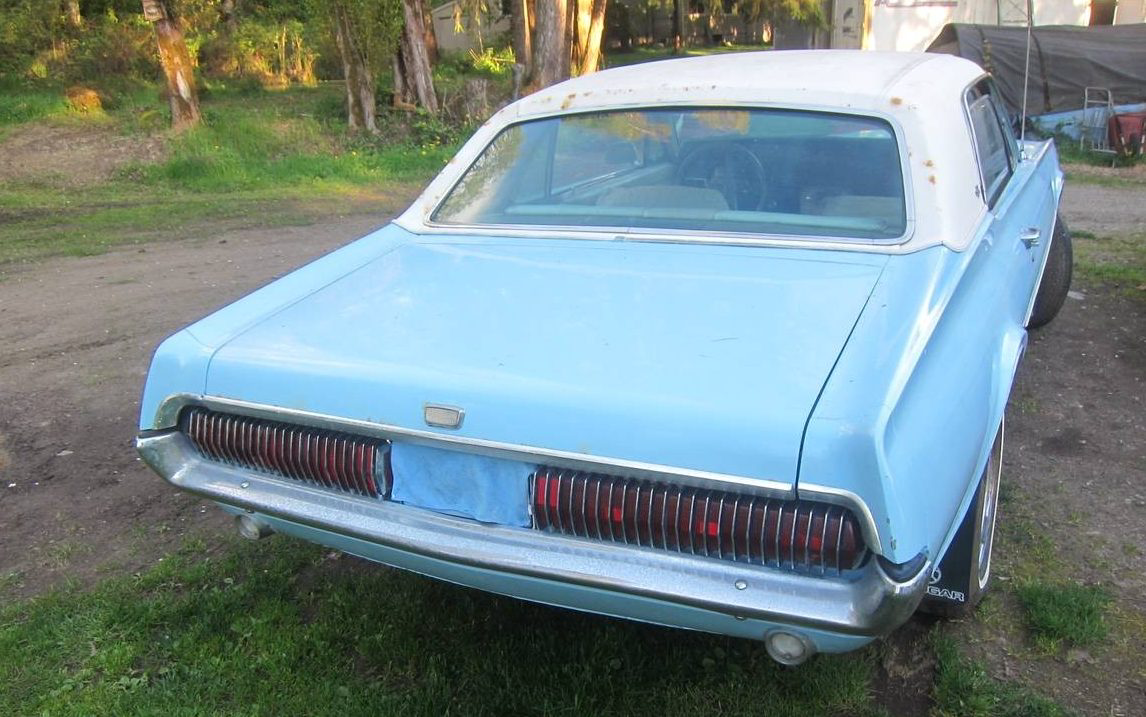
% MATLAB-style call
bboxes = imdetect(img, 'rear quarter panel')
[800,143,1062,563]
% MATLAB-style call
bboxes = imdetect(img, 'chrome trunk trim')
[152,394,797,500]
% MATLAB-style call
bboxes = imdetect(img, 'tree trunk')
[394,0,439,113]
[144,2,201,131]
[64,0,82,27]
[421,1,439,64]
[330,1,377,133]
[673,0,685,51]
[531,0,569,91]
[511,0,533,82]
[571,0,591,74]
[220,0,238,34]
[572,0,606,75]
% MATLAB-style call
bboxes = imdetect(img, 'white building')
[778,0,1146,52]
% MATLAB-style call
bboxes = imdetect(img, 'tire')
[919,423,1003,618]
[1028,215,1073,329]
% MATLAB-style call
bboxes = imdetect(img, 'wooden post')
[142,0,201,131]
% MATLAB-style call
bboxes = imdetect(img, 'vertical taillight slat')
[180,407,386,500]
[530,468,867,575]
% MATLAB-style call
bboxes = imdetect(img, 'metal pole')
[1019,0,1033,154]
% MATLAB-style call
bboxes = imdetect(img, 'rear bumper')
[137,430,930,651]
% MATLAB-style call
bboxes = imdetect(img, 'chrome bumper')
[137,429,929,638]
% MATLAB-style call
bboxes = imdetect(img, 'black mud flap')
[925,489,978,607]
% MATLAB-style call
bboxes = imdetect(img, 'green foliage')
[0,3,156,82]
[739,0,825,27]
[931,631,1072,717]
[315,0,404,79]
[1015,582,1112,650]
[0,536,884,716]
[0,78,74,124]
[200,18,319,87]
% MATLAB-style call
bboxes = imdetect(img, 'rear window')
[433,108,907,241]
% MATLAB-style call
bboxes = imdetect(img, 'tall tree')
[329,0,379,132]
[530,0,569,91]
[570,0,607,76]
[672,0,684,50]
[141,0,201,130]
[220,0,239,34]
[421,0,438,63]
[510,0,533,80]
[64,0,82,27]
[393,0,438,112]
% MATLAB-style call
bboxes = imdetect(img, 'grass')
[1071,231,1146,295]
[931,632,1072,717]
[0,82,454,267]
[0,536,883,716]
[1015,582,1111,651]
[0,79,76,126]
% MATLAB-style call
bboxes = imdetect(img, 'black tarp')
[926,23,1146,116]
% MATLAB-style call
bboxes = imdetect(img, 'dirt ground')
[0,123,167,186]
[0,183,1143,715]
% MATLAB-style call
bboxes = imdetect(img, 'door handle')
[1019,228,1040,248]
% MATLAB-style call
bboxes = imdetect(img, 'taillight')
[532,467,865,574]
[180,407,388,498]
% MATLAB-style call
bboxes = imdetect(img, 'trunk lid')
[205,236,885,489]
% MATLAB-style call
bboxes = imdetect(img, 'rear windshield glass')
[432,108,907,241]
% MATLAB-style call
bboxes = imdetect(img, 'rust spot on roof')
[560,93,577,110]
[890,96,904,106]
[928,175,937,185]
[924,159,935,168]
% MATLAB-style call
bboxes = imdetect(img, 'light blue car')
[137,51,1072,664]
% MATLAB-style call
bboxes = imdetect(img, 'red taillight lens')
[533,468,864,574]
[181,407,388,498]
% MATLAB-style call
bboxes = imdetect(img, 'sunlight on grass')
[0,83,452,266]
[0,538,882,716]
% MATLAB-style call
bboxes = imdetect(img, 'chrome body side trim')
[138,429,930,637]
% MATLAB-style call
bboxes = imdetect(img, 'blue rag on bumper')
[389,442,533,527]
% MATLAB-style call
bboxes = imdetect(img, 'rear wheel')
[1028,216,1073,329]
[919,423,1003,618]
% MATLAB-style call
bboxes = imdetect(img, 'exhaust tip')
[765,630,816,665]
[236,514,274,540]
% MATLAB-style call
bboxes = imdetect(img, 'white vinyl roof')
[514,50,983,119]
[397,51,995,253]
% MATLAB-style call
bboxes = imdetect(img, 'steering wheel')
[678,143,767,211]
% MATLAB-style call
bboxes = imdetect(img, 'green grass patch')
[0,79,76,125]
[1015,582,1111,650]
[1,537,883,716]
[931,631,1071,717]
[1072,232,1146,296]
[135,84,455,193]
[0,179,414,266]
[0,82,453,265]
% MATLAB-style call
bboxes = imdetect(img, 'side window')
[986,79,1020,162]
[967,92,1013,207]
[551,121,643,192]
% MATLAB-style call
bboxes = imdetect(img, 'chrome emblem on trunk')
[424,404,464,430]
